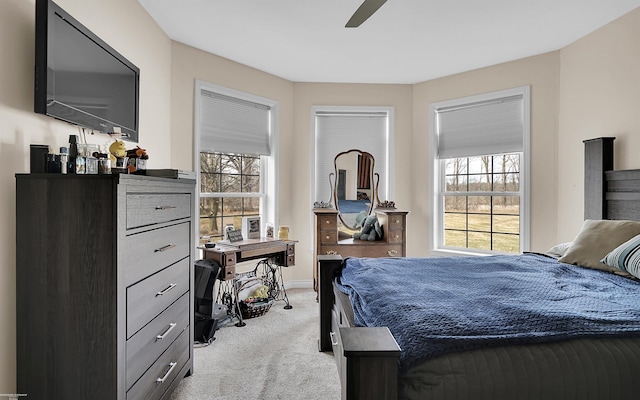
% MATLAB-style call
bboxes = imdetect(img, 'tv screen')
[34,0,140,142]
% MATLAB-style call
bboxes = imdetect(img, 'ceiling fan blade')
[345,0,388,28]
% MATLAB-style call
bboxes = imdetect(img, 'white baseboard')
[283,279,313,289]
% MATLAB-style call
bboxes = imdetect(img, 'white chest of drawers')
[16,174,195,400]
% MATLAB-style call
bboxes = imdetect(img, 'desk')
[201,238,296,326]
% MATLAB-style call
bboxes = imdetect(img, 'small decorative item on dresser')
[376,200,396,209]
[278,225,289,241]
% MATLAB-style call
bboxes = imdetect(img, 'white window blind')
[199,89,271,155]
[436,94,524,159]
[315,112,388,203]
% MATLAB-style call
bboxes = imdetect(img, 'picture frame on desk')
[242,216,261,239]
[227,229,244,242]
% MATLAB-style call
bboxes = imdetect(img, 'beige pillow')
[558,219,640,273]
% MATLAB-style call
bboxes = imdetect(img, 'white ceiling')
[138,0,640,84]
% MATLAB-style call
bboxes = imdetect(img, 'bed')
[317,137,640,399]
[336,199,371,228]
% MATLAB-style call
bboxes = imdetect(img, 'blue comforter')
[336,254,640,373]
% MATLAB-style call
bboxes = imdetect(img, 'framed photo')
[242,216,261,239]
[227,228,243,243]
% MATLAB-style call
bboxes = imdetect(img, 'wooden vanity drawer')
[126,327,190,400]
[387,229,404,244]
[124,222,190,286]
[386,215,405,230]
[126,258,189,338]
[318,215,337,230]
[323,244,403,258]
[320,230,338,244]
[126,293,189,390]
[126,193,191,229]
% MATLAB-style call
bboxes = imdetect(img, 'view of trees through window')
[443,154,520,253]
[199,152,261,244]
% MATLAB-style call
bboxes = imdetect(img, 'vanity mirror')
[333,149,379,232]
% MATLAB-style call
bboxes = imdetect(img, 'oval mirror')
[333,149,377,232]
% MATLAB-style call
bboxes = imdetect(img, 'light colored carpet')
[170,288,341,400]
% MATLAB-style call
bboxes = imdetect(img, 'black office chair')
[194,259,227,344]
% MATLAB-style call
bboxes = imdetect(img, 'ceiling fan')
[345,0,388,28]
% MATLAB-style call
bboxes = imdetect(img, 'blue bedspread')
[336,254,640,373]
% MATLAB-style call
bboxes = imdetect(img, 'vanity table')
[313,207,408,291]
[312,148,408,292]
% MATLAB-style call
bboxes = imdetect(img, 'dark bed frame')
[317,137,640,400]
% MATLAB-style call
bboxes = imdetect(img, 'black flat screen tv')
[34,0,140,142]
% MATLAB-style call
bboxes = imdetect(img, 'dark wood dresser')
[15,174,195,400]
[313,208,408,291]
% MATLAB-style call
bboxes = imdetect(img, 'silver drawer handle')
[154,244,176,253]
[388,249,398,257]
[156,323,177,341]
[329,331,338,346]
[156,362,177,384]
[156,283,177,296]
[155,205,177,210]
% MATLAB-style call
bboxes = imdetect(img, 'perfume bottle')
[68,135,78,174]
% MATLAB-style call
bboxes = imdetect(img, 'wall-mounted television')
[34,0,140,142]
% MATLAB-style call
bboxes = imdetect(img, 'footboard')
[318,255,401,400]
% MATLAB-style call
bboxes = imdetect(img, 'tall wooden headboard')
[584,137,640,221]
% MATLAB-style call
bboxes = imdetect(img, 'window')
[199,152,262,243]
[313,107,394,207]
[195,81,278,245]
[431,86,530,255]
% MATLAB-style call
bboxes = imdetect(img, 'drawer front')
[127,327,190,400]
[318,215,337,230]
[126,293,189,390]
[322,244,403,258]
[124,223,190,286]
[331,309,346,388]
[127,193,191,229]
[387,229,404,244]
[222,252,236,266]
[219,265,236,281]
[127,258,190,338]
[386,215,405,230]
[319,229,337,244]
[285,255,295,267]
[287,243,295,256]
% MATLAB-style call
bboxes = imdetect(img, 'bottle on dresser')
[68,135,78,174]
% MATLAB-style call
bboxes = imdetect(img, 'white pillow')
[545,242,573,258]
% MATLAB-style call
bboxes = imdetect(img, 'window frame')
[194,80,279,245]
[430,86,530,256]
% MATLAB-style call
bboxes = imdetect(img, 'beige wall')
[557,7,640,241]
[169,42,298,281]
[0,0,173,391]
[2,0,639,392]
[413,52,561,254]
